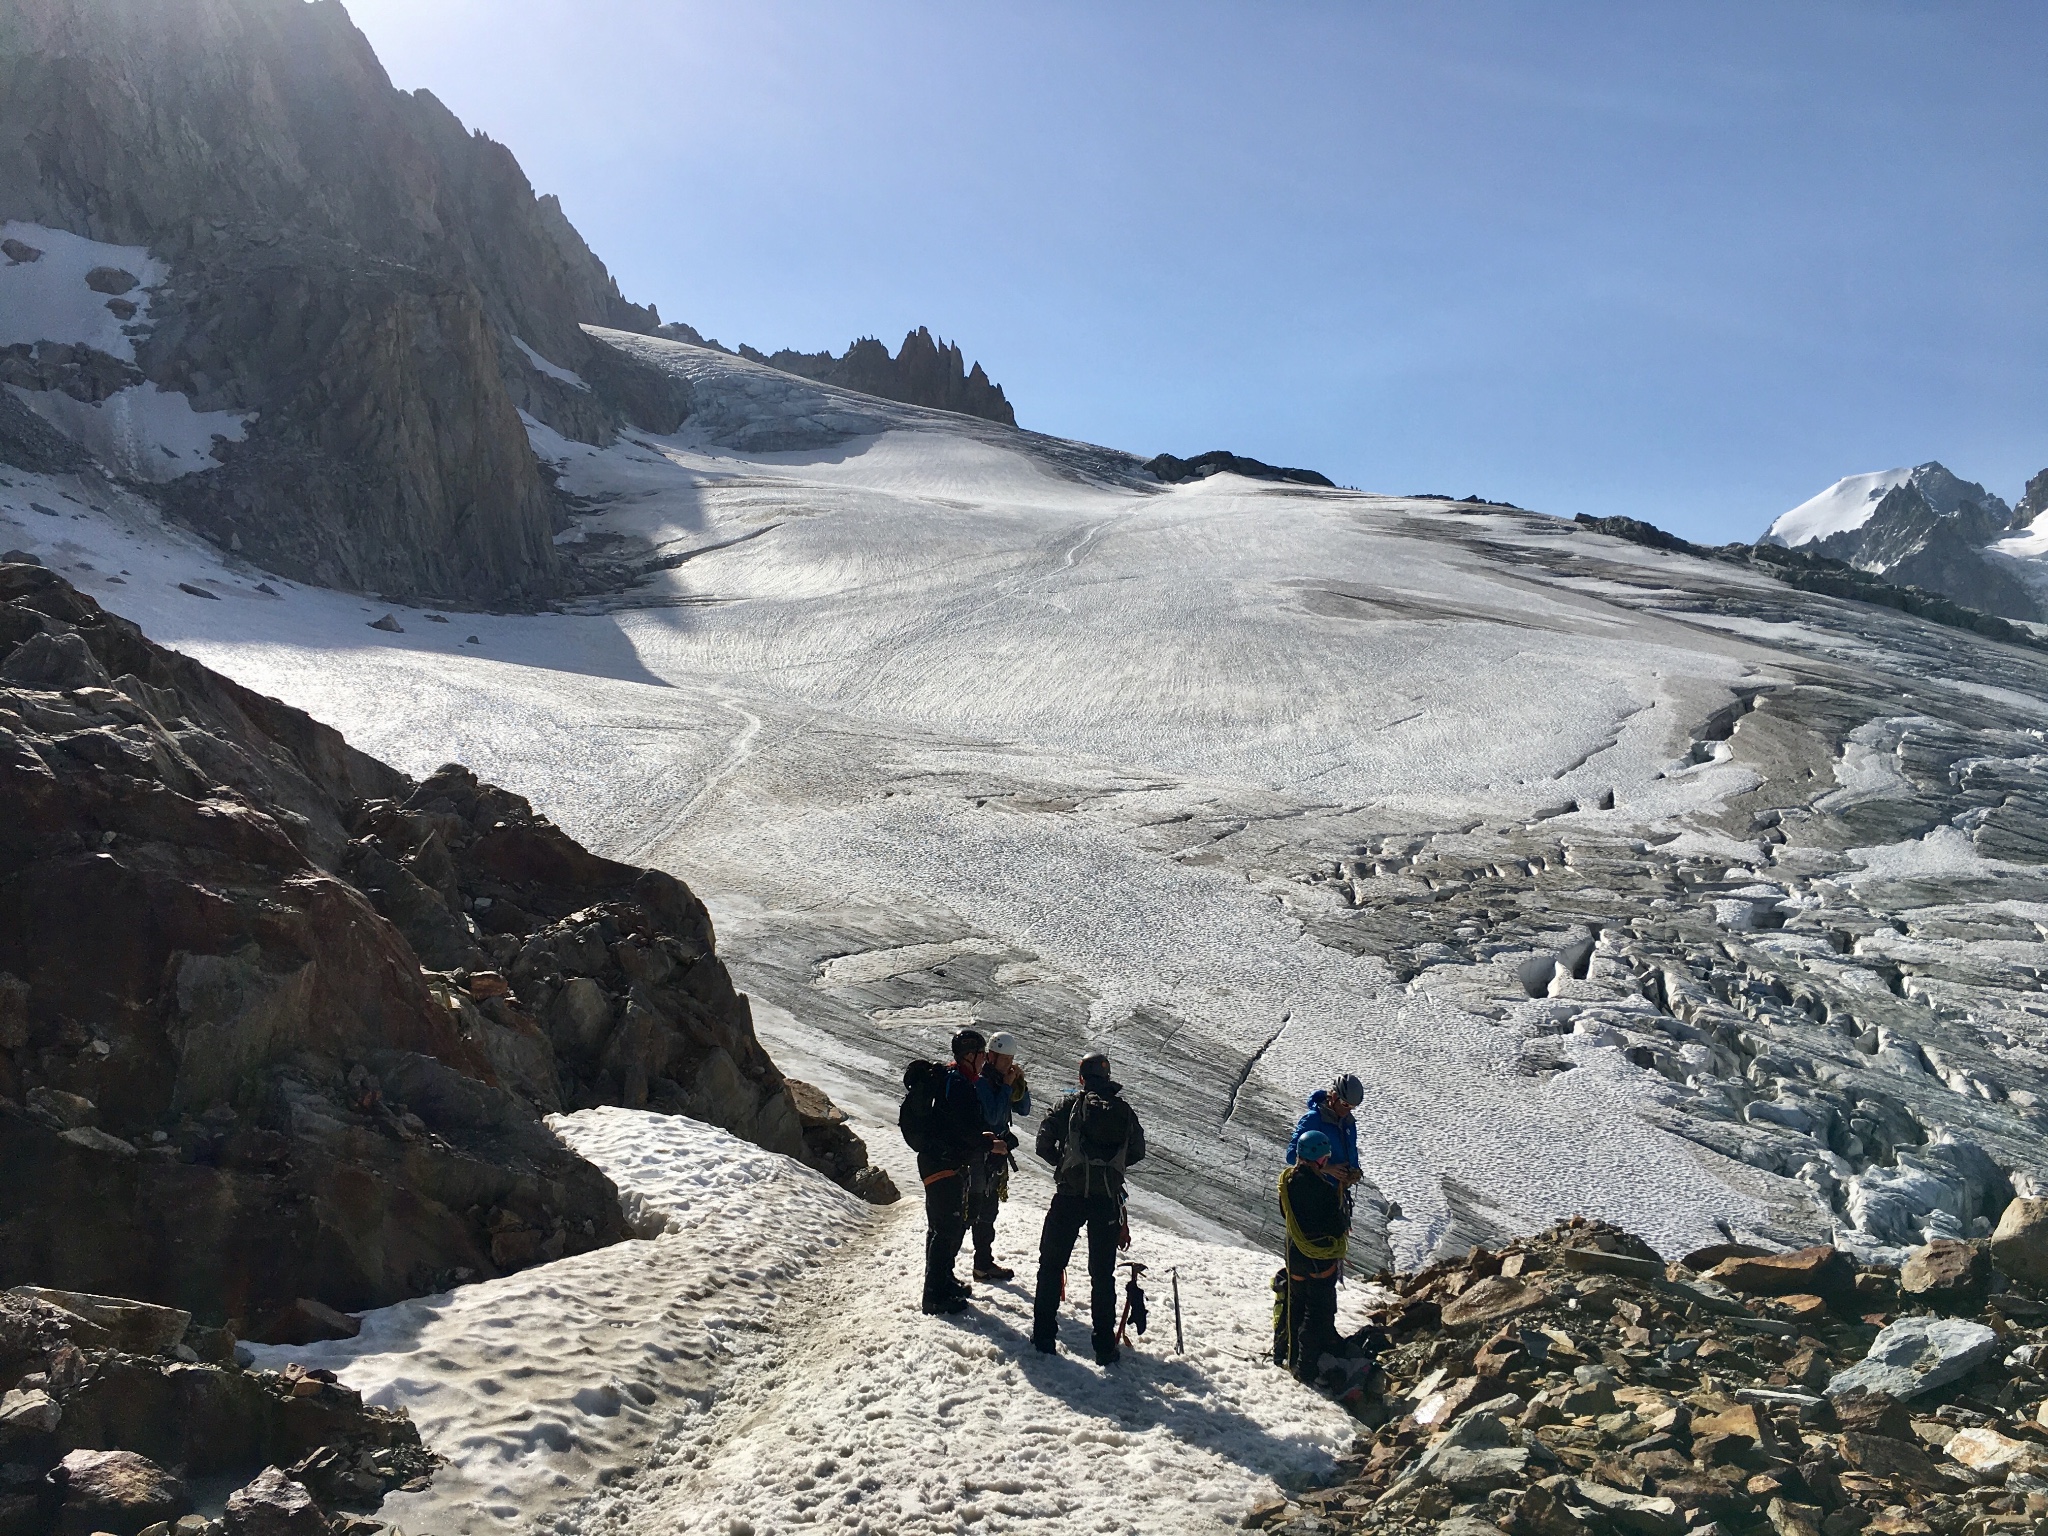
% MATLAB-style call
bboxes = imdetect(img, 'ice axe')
[1169,1266,1183,1353]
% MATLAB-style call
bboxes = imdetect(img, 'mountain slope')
[0,0,678,604]
[12,339,2048,1285]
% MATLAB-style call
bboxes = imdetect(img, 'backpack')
[898,1059,946,1153]
[1058,1088,1132,1184]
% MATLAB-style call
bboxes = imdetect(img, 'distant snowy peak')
[1766,462,2011,550]
[1762,461,2046,624]
[1765,467,1916,548]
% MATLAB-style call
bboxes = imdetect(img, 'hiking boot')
[973,1261,1014,1282]
[1032,1337,1057,1355]
[944,1276,974,1298]
[1094,1343,1121,1366]
[921,1293,970,1315]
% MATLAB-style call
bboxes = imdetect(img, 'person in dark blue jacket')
[918,1029,998,1314]
[1286,1074,1363,1186]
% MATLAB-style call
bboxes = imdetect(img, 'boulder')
[1944,1426,2048,1478]
[1825,1316,1998,1400]
[1708,1245,1853,1299]
[1571,1481,1682,1536]
[1440,1276,1546,1331]
[8,1288,189,1355]
[1838,1431,1943,1483]
[0,1386,60,1433]
[1429,1444,1529,1494]
[255,1300,359,1346]
[223,1467,326,1536]
[54,1449,191,1536]
[1898,1239,1988,1305]
[1990,1197,2048,1287]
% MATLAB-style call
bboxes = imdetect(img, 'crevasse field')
[1,310,1998,1533]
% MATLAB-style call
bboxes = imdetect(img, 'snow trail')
[250,1110,1360,1536]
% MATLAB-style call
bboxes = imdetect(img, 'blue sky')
[344,1,2045,541]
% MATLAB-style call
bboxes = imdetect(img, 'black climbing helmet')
[1333,1073,1364,1107]
[952,1028,988,1060]
[1079,1051,1112,1083]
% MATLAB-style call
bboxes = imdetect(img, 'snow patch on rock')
[1766,467,1914,548]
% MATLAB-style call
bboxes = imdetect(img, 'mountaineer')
[900,1028,1000,1315]
[1275,1127,1350,1382]
[970,1030,1032,1282]
[1031,1051,1145,1364]
[1287,1073,1364,1187]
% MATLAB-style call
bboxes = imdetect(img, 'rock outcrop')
[0,1287,435,1536]
[1144,450,1336,488]
[1256,1213,2048,1536]
[0,563,883,1338]
[0,0,675,605]
[732,328,1017,426]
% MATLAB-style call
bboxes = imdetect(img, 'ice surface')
[2,347,1829,1266]
[27,332,2047,1528]
[1765,467,1914,548]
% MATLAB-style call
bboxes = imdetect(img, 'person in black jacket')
[1276,1128,1350,1381]
[920,1028,996,1314]
[1031,1052,1146,1364]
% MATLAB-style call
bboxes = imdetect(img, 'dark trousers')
[1032,1191,1121,1350]
[968,1158,1002,1264]
[922,1168,969,1302]
[1281,1244,1340,1380]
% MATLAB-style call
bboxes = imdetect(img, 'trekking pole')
[1170,1267,1184,1353]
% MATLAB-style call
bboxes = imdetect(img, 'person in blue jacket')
[970,1030,1032,1280]
[1286,1073,1364,1187]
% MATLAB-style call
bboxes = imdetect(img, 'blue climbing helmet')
[1296,1128,1334,1163]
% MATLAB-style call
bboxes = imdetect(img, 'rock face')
[0,0,680,605]
[0,564,880,1334]
[1761,462,2048,622]
[733,328,1017,426]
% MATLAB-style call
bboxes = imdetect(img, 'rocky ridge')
[1254,1208,2048,1536]
[0,562,888,1340]
[1146,450,1337,488]
[696,326,1016,426]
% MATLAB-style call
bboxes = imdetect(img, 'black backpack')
[898,1060,946,1153]
[1059,1088,1132,1181]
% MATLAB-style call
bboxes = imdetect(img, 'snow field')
[1,222,250,480]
